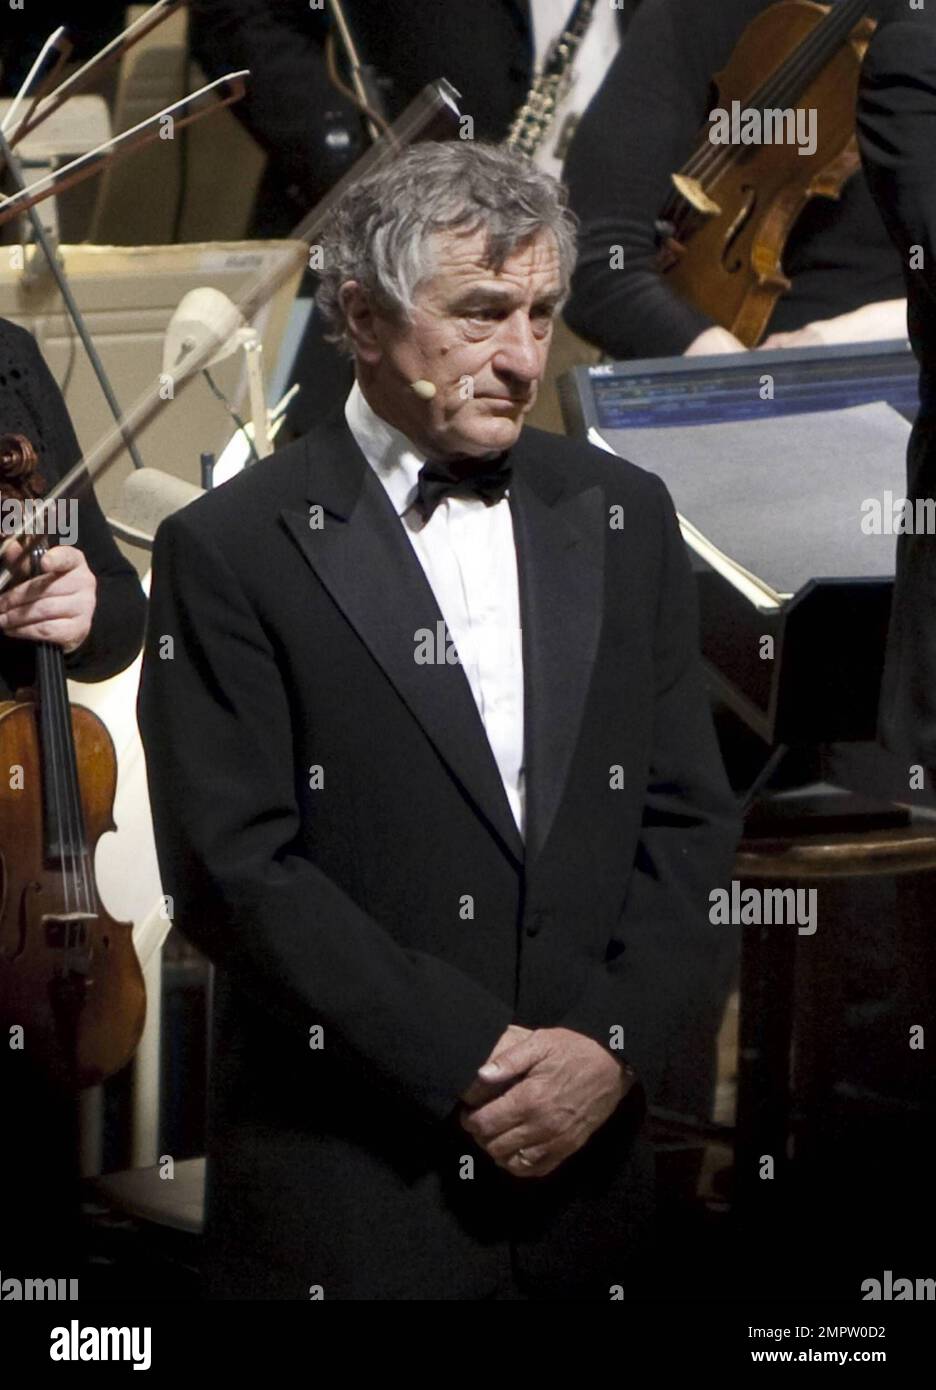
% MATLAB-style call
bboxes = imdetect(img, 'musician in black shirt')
[563,0,907,359]
[0,315,146,1276]
[0,318,145,695]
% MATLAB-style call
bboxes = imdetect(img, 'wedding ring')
[515,1149,535,1167]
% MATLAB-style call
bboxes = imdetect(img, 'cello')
[0,433,145,1089]
[656,0,876,346]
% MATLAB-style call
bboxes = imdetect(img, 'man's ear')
[338,280,382,364]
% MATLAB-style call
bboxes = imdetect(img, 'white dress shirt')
[345,381,526,838]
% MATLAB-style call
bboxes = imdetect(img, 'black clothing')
[414,454,512,521]
[0,318,146,696]
[190,0,641,235]
[189,0,641,435]
[0,4,127,95]
[138,416,740,1300]
[563,0,907,358]
[0,316,146,1275]
[857,9,936,765]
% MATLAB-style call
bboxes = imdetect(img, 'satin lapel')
[508,445,605,867]
[279,425,524,864]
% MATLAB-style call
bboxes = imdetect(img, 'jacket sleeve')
[857,13,936,765]
[17,331,146,683]
[857,11,936,376]
[559,476,742,1111]
[137,507,513,1122]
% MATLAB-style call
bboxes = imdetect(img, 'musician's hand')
[758,324,824,349]
[760,298,908,350]
[0,541,96,653]
[684,326,747,356]
[458,1027,636,1178]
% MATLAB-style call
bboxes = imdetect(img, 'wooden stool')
[733,821,936,1213]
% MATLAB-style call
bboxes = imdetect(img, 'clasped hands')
[458,1024,636,1179]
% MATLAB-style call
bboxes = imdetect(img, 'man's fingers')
[0,594,75,629]
[0,538,27,571]
[488,1128,581,1178]
[0,618,87,650]
[487,1024,531,1062]
[477,1031,544,1085]
[459,1075,508,1108]
[459,1025,534,1107]
[36,543,83,574]
[0,571,65,613]
[459,1079,536,1143]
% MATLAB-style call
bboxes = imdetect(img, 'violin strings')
[684,0,866,187]
[35,553,95,923]
[40,639,78,917]
[54,637,95,917]
[666,0,867,224]
[38,639,72,916]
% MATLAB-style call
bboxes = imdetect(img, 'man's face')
[342,225,564,461]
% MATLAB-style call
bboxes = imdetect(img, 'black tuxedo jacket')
[137,417,740,1300]
[858,12,936,768]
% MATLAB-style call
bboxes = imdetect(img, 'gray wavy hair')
[315,140,578,355]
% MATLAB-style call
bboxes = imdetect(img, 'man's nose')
[492,312,544,383]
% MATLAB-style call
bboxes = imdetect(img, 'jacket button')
[525,910,547,938]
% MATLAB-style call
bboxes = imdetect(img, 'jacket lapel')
[280,422,524,864]
[279,420,605,872]
[508,439,605,865]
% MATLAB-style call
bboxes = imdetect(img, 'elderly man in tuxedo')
[138,141,740,1301]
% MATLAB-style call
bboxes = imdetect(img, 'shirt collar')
[344,379,426,518]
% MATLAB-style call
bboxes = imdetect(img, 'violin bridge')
[672,174,722,217]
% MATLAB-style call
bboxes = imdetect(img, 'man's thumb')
[478,1034,536,1082]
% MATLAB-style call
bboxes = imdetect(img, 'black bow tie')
[413,454,512,522]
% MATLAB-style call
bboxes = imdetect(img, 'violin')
[0,433,145,1089]
[656,0,876,346]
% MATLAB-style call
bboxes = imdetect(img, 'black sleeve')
[563,0,772,358]
[189,0,364,210]
[17,331,146,682]
[559,476,742,1111]
[857,9,936,402]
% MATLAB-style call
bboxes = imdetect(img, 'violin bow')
[0,78,462,588]
[0,73,249,229]
[1,1,185,154]
[0,27,73,145]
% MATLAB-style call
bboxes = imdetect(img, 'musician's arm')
[759,298,908,350]
[18,332,146,681]
[563,0,762,359]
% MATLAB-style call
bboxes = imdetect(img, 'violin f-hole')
[721,185,757,274]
